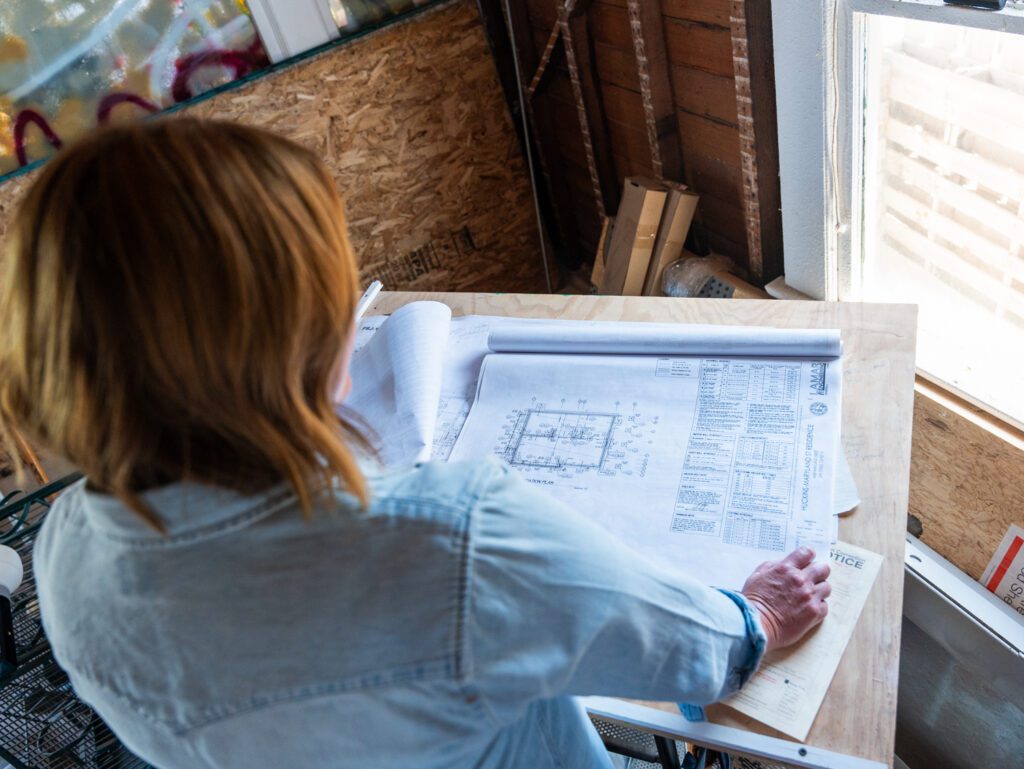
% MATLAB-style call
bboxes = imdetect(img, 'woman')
[0,119,829,768]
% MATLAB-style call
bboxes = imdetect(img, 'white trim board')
[246,0,340,62]
[848,0,1024,33]
[770,0,841,299]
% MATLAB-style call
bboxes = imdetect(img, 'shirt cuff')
[715,589,767,690]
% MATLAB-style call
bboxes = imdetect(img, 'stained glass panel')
[0,1,268,178]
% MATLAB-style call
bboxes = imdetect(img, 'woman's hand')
[741,547,831,653]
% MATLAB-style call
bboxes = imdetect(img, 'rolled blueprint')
[488,321,842,359]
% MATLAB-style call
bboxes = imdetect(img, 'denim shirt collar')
[80,455,385,543]
[81,479,293,542]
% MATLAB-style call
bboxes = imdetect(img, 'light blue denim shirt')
[34,457,765,769]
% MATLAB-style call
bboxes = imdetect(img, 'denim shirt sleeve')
[714,589,767,690]
[465,462,767,724]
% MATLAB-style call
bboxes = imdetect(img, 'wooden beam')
[503,0,584,268]
[476,0,534,125]
[664,18,734,77]
[661,0,730,27]
[521,1,617,223]
[566,8,620,214]
[624,0,683,182]
[526,18,563,97]
[556,2,612,219]
[671,65,739,127]
[730,0,783,285]
[677,110,741,168]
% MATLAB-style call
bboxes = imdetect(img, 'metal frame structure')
[582,697,887,769]
[903,534,1024,696]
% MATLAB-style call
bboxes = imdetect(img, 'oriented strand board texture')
[910,393,1024,581]
[0,0,546,294]
[0,172,31,246]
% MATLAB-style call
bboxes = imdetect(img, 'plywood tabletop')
[371,292,918,767]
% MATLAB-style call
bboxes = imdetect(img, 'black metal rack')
[0,474,150,769]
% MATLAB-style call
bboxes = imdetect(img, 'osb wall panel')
[910,392,1024,581]
[0,0,546,294]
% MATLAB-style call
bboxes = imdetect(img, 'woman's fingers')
[742,546,834,652]
[805,561,831,584]
[783,546,815,569]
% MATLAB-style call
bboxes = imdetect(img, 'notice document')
[720,541,883,740]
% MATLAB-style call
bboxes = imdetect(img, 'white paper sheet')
[353,316,386,355]
[829,448,860,543]
[421,314,548,460]
[344,301,451,467]
[721,541,883,740]
[834,452,859,515]
[349,311,544,462]
[448,348,843,589]
[351,310,854,529]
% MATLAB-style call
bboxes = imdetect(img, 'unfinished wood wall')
[0,0,546,295]
[910,388,1024,582]
[513,0,781,284]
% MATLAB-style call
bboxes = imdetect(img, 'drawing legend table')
[368,292,917,769]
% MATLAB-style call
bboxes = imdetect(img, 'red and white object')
[980,524,1024,617]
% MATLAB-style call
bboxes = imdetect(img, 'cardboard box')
[706,269,771,299]
[599,178,668,296]
[642,183,699,296]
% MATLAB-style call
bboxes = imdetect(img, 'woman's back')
[35,454,765,768]
[36,459,582,767]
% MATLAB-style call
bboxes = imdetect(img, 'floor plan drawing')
[450,348,841,589]
[432,396,471,460]
[351,306,843,591]
[504,410,618,469]
[487,396,658,483]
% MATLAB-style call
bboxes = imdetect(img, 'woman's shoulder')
[366,456,515,516]
[33,477,89,576]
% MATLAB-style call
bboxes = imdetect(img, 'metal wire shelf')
[0,474,150,769]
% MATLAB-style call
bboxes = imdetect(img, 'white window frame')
[772,0,1024,301]
[247,0,341,62]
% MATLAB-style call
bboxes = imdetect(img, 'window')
[245,0,438,64]
[772,0,1024,424]
[858,15,1024,424]
[0,1,268,179]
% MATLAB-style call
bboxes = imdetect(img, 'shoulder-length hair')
[0,118,368,529]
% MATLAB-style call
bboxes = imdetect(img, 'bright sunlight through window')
[859,15,1024,424]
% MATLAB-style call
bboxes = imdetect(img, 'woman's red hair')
[0,118,368,528]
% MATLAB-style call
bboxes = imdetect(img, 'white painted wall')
[770,1,833,299]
